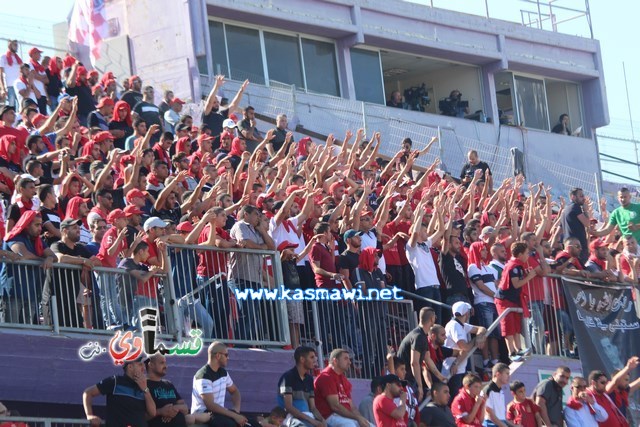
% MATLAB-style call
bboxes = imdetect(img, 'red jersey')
[97,226,128,268]
[139,236,160,299]
[314,366,353,419]
[382,222,402,266]
[506,398,539,427]
[196,224,231,277]
[451,389,483,427]
[523,253,545,302]
[589,389,629,427]
[309,242,338,289]
[373,394,408,427]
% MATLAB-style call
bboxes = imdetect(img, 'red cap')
[93,131,114,143]
[177,221,194,233]
[299,136,312,144]
[360,208,373,218]
[329,181,344,194]
[28,47,42,56]
[170,97,185,105]
[277,240,299,252]
[123,205,144,217]
[89,70,99,77]
[126,189,148,202]
[32,113,47,126]
[198,133,215,143]
[286,185,303,196]
[107,209,126,224]
[589,238,608,252]
[128,75,140,86]
[96,97,115,109]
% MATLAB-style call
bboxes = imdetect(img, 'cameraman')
[441,90,469,118]
[387,90,404,109]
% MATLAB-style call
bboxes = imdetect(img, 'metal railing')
[0,417,91,426]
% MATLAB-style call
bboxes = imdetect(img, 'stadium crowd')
[1,40,640,426]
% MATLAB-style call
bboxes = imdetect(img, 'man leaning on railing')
[0,210,56,325]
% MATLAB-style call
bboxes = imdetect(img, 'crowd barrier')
[0,417,91,427]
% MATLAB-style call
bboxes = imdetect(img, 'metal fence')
[0,417,91,427]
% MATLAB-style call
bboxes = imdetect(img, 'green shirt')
[608,203,640,240]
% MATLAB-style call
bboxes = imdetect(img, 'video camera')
[403,83,431,112]
[439,92,469,117]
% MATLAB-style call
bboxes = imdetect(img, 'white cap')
[452,301,472,317]
[222,118,237,129]
[143,216,167,232]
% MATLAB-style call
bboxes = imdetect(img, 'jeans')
[6,87,17,110]
[0,296,39,325]
[48,95,59,113]
[326,414,374,427]
[198,275,230,339]
[415,286,442,321]
[95,272,123,328]
[132,295,157,328]
[178,294,214,339]
[475,302,500,338]
[528,300,546,354]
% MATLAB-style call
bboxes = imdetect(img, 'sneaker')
[509,353,523,363]
[483,360,495,370]
[517,348,531,357]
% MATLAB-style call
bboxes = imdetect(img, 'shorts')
[495,299,522,337]
[474,302,500,339]
[287,301,304,325]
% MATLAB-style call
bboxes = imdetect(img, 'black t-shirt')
[45,70,63,97]
[109,188,126,210]
[459,161,491,182]
[96,375,148,427]
[7,203,22,225]
[66,84,95,117]
[439,252,468,297]
[109,121,134,150]
[201,108,228,136]
[121,90,143,110]
[337,250,360,286]
[396,327,429,385]
[150,205,181,224]
[561,201,587,248]
[40,206,62,247]
[420,403,456,427]
[133,101,162,131]
[277,366,315,407]
[147,379,186,427]
[0,156,22,174]
[50,240,92,292]
[117,258,149,305]
[282,259,301,289]
[270,127,289,153]
[496,264,525,304]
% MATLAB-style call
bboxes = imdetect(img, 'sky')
[0,0,638,183]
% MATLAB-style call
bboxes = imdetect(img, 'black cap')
[21,98,37,111]
[60,218,82,229]
[380,374,407,388]
[123,356,145,370]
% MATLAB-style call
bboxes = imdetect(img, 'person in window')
[386,90,404,109]
[441,90,469,118]
[551,113,571,135]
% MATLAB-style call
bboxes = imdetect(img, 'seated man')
[277,345,327,427]
[372,374,407,427]
[420,382,455,427]
[314,348,373,427]
[191,341,260,427]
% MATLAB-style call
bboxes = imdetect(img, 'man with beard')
[134,86,163,142]
[0,39,22,109]
[145,353,190,427]
[121,75,143,110]
[65,62,96,126]
[561,187,589,263]
[373,375,408,427]
[14,63,38,108]
[27,47,48,114]
[51,219,101,328]
[202,75,248,136]
[87,189,114,225]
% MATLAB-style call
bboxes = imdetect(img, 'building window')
[514,75,549,131]
[263,32,304,88]
[301,39,340,96]
[210,21,229,76]
[350,48,385,104]
[225,24,265,84]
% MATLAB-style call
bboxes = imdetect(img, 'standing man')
[395,307,436,402]
[201,75,248,136]
[237,105,262,152]
[27,47,48,114]
[533,366,570,427]
[372,374,408,427]
[87,96,115,131]
[586,371,628,427]
[561,188,589,263]
[460,150,492,188]
[121,75,143,110]
[134,86,163,142]
[314,348,373,427]
[191,341,258,427]
[0,40,22,109]
[564,376,607,427]
[269,113,293,156]
[277,346,327,427]
[593,187,640,243]
[482,363,512,427]
[82,357,156,426]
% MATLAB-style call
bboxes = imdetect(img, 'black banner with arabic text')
[562,277,640,425]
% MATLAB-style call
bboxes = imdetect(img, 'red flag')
[68,0,108,66]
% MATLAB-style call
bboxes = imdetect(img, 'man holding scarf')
[564,376,607,427]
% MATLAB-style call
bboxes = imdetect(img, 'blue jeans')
[415,286,442,321]
[475,302,500,338]
[198,275,230,339]
[528,301,546,354]
[178,294,214,339]
[95,272,123,328]
[6,87,17,110]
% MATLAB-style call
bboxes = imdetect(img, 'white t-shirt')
[482,381,508,421]
[191,366,234,413]
[13,78,36,107]
[361,229,386,273]
[269,215,308,265]
[0,54,21,89]
[444,319,473,375]
[467,264,498,305]
[405,238,440,289]
[31,66,46,96]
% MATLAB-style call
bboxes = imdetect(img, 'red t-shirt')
[196,224,231,277]
[139,235,160,299]
[373,394,408,427]
[523,253,545,302]
[451,389,483,427]
[309,242,338,289]
[506,398,539,427]
[589,389,629,427]
[382,222,402,266]
[314,366,352,419]
[97,226,128,268]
